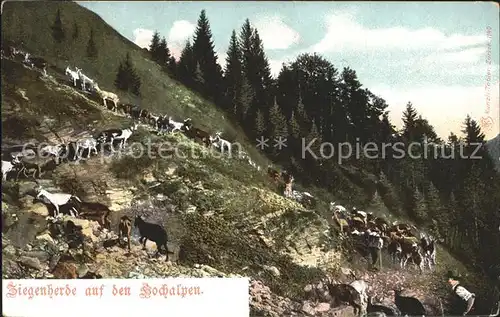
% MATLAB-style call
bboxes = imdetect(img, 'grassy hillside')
[1,1,267,167]
[2,2,497,315]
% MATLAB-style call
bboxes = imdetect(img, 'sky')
[78,1,500,140]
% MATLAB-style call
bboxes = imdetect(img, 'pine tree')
[412,189,428,223]
[158,37,170,66]
[239,75,254,121]
[224,29,243,114]
[51,9,65,43]
[305,119,322,163]
[86,28,98,59]
[168,56,177,75]
[402,102,419,143]
[289,111,301,140]
[149,31,161,61]
[71,22,79,40]
[255,109,266,137]
[178,40,196,87]
[114,53,141,96]
[269,97,288,140]
[192,9,223,100]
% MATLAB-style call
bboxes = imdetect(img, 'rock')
[18,256,43,270]
[77,264,90,277]
[185,205,197,213]
[263,265,280,277]
[26,203,50,216]
[3,244,17,257]
[36,233,54,244]
[340,267,354,276]
[22,250,50,262]
[63,216,90,229]
[165,164,177,176]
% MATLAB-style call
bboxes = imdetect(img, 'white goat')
[36,188,81,218]
[93,82,120,111]
[330,202,347,215]
[212,132,232,154]
[75,68,95,91]
[39,144,65,164]
[65,66,79,87]
[113,124,138,149]
[168,117,186,133]
[76,137,98,158]
[2,160,15,180]
[349,280,369,308]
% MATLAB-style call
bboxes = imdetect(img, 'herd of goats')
[3,44,500,317]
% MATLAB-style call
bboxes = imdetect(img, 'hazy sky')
[78,1,500,140]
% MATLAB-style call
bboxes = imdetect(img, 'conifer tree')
[255,109,266,137]
[114,53,141,95]
[158,37,170,66]
[51,9,65,43]
[178,40,196,87]
[149,31,161,61]
[168,56,177,75]
[194,62,205,86]
[412,189,428,223]
[192,9,223,100]
[86,28,98,58]
[238,76,254,121]
[224,30,243,114]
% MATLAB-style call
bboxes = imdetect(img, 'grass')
[1,1,495,310]
[2,1,269,169]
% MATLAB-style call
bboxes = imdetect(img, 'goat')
[36,187,81,218]
[97,124,138,151]
[93,82,120,111]
[211,132,232,154]
[367,296,399,316]
[75,67,95,91]
[168,117,190,133]
[134,215,171,261]
[148,113,162,129]
[330,202,348,215]
[184,125,213,147]
[65,220,85,251]
[420,234,436,270]
[16,155,58,180]
[267,167,280,182]
[118,216,132,252]
[2,160,17,181]
[327,283,363,316]
[400,242,424,273]
[78,202,112,230]
[393,289,426,316]
[282,171,294,198]
[117,103,133,116]
[388,239,403,265]
[65,66,79,87]
[349,280,369,314]
[76,137,99,159]
[23,53,47,76]
[39,144,66,164]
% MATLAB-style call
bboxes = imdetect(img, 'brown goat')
[118,216,132,252]
[185,127,212,147]
[78,202,112,230]
[267,167,280,183]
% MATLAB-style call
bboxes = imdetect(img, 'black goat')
[78,202,112,230]
[367,296,399,316]
[134,215,171,261]
[394,289,426,316]
[65,220,85,251]
[326,283,363,316]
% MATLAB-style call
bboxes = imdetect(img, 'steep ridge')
[1,2,497,317]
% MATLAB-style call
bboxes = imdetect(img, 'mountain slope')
[2,2,496,316]
[1,0,266,167]
[486,134,500,171]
